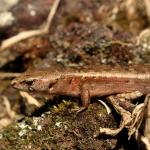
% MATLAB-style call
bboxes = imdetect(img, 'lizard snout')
[11,80,22,90]
[11,79,28,91]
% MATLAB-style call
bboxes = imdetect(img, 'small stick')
[2,96,16,118]
[144,0,150,21]
[141,137,150,150]
[20,91,41,107]
[98,100,111,114]
[142,95,150,149]
[0,0,61,51]
[0,72,21,79]
[0,96,16,130]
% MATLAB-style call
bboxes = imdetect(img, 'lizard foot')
[71,106,87,113]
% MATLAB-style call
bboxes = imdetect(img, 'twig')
[141,137,150,150]
[0,96,16,130]
[144,0,150,21]
[0,0,61,51]
[0,72,21,79]
[143,95,150,150]
[98,100,111,115]
[2,96,16,118]
[20,91,41,107]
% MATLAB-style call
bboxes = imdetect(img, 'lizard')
[11,64,150,137]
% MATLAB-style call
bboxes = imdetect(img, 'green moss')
[0,99,118,149]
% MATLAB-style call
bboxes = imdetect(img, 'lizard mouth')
[11,80,18,88]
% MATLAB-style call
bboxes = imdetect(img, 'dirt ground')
[0,0,150,149]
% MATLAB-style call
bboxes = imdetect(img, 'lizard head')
[11,70,61,92]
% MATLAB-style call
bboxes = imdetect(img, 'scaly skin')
[12,65,150,109]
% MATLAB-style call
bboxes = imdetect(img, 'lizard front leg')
[95,91,144,138]
[76,85,90,113]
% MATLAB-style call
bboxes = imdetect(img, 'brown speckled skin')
[12,65,150,108]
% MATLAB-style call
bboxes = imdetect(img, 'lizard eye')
[25,80,35,91]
